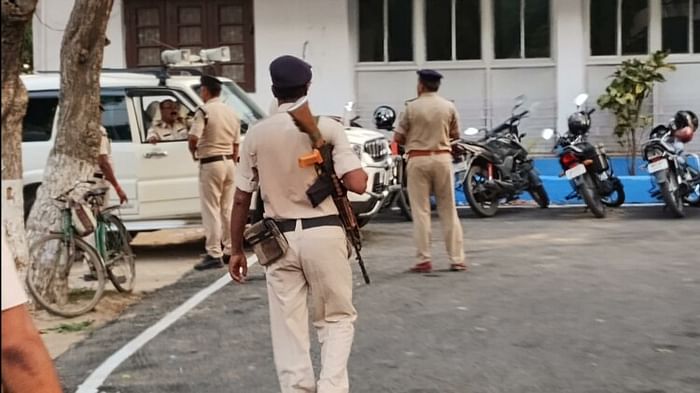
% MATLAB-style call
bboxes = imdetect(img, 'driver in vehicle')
[146,99,189,144]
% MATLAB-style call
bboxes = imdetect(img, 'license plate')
[647,159,669,173]
[565,164,586,179]
[454,160,468,172]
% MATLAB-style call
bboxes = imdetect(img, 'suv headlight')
[351,143,363,158]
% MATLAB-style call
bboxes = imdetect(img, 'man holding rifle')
[228,55,368,393]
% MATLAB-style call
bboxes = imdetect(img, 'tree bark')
[26,0,114,299]
[2,0,38,273]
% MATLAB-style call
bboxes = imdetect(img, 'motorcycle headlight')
[351,143,363,158]
[645,148,663,161]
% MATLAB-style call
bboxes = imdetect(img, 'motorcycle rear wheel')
[660,170,685,218]
[601,178,625,208]
[579,173,606,218]
[464,164,499,217]
[528,185,549,208]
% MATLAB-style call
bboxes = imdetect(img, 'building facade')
[34,0,700,152]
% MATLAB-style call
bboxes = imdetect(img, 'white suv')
[20,70,392,232]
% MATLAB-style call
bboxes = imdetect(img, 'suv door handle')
[144,151,168,159]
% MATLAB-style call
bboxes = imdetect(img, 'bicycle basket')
[71,201,96,236]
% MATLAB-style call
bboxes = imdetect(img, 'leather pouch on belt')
[243,218,289,266]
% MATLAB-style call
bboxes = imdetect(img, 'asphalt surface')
[55,206,700,393]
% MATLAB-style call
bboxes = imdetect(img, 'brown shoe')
[410,261,433,273]
[450,262,468,272]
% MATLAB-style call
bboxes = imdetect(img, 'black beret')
[269,55,312,88]
[200,75,222,89]
[417,69,443,82]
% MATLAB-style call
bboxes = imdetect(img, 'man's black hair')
[204,84,222,97]
[420,79,440,92]
[272,84,309,101]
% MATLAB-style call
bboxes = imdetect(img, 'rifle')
[287,97,370,284]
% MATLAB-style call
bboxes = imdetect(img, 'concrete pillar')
[554,0,587,132]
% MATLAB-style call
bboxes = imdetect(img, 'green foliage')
[597,51,675,174]
[42,320,94,334]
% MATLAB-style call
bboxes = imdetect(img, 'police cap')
[417,69,443,83]
[269,55,312,88]
[200,75,222,90]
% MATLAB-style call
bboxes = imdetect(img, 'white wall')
[250,0,355,116]
[33,0,126,71]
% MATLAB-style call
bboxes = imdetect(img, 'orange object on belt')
[407,149,451,159]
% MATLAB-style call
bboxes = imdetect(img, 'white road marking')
[75,255,259,393]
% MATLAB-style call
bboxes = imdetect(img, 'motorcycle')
[458,96,550,217]
[641,120,700,218]
[372,105,412,221]
[541,93,625,218]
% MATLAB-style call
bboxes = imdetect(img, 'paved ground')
[55,206,699,393]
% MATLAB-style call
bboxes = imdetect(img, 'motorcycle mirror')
[344,101,355,112]
[541,128,555,140]
[464,127,480,136]
[514,94,526,108]
[574,93,589,107]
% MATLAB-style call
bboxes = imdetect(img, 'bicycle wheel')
[26,235,105,318]
[102,214,135,292]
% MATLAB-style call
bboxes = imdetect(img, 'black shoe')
[223,254,231,265]
[194,255,224,271]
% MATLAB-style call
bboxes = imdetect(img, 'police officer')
[146,99,189,143]
[394,69,466,273]
[228,55,368,393]
[96,104,128,205]
[188,75,241,270]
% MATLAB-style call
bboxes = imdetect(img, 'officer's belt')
[274,215,342,233]
[407,149,451,159]
[200,155,234,164]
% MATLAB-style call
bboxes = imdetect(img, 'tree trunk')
[26,0,115,300]
[1,0,38,274]
[629,128,637,176]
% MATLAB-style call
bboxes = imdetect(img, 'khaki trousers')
[406,154,464,264]
[198,159,235,257]
[266,223,356,393]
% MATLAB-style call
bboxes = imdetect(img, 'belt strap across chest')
[274,215,342,233]
[200,155,234,164]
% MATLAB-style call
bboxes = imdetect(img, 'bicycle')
[26,181,135,317]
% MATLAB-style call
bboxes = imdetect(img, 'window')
[662,0,700,53]
[358,0,413,62]
[493,0,550,59]
[124,0,256,91]
[101,94,132,142]
[590,0,650,56]
[138,94,191,143]
[426,0,481,61]
[23,95,58,142]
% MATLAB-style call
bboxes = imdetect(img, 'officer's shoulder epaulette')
[404,97,417,105]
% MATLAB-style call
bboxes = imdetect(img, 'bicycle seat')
[84,187,110,203]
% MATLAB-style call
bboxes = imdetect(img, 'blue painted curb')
[447,156,698,206]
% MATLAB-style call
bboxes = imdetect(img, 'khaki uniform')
[189,97,240,258]
[2,228,27,311]
[92,126,112,203]
[396,92,465,264]
[146,118,189,141]
[236,102,362,393]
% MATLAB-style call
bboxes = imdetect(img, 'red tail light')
[560,152,578,169]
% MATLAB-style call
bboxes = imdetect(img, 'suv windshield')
[193,81,264,129]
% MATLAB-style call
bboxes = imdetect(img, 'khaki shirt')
[94,126,111,176]
[236,102,362,220]
[188,97,240,158]
[395,92,460,153]
[147,118,189,141]
[1,229,27,311]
